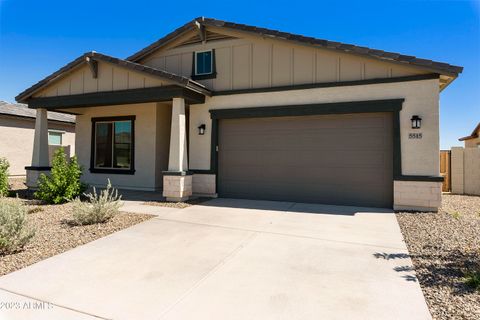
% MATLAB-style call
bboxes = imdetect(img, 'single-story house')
[459,122,480,148]
[0,101,75,176]
[15,17,462,211]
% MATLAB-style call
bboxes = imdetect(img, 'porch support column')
[26,108,51,188]
[163,98,192,201]
[168,97,188,172]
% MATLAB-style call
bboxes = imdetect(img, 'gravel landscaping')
[0,179,153,276]
[397,194,480,320]
[7,178,34,199]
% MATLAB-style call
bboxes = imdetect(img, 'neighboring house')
[459,122,480,147]
[0,101,75,176]
[15,17,462,211]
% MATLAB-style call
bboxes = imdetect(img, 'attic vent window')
[195,50,213,75]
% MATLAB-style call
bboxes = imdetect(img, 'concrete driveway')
[0,199,431,320]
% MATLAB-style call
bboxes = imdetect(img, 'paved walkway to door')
[0,198,431,320]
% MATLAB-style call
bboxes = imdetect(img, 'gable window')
[192,50,216,80]
[48,130,63,145]
[90,116,135,174]
[195,50,212,75]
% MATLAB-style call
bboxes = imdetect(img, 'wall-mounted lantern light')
[198,124,206,135]
[411,115,422,129]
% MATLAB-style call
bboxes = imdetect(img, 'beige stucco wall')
[33,61,173,98]
[451,147,480,195]
[0,115,75,176]
[189,78,440,177]
[74,102,170,191]
[464,148,480,195]
[451,147,464,194]
[65,78,440,209]
[142,30,427,92]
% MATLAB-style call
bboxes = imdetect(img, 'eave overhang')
[25,85,206,110]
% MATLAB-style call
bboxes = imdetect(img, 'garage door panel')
[222,114,387,131]
[218,112,393,207]
[221,150,389,168]
[221,128,388,151]
[220,179,390,207]
[220,166,383,184]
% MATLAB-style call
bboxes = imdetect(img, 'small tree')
[35,148,86,204]
[0,158,9,197]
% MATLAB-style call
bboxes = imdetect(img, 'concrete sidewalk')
[120,200,180,215]
[0,199,431,320]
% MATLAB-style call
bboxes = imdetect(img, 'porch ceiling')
[25,85,206,109]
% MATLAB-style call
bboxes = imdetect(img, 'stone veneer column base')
[25,167,51,189]
[192,174,217,197]
[163,173,192,202]
[393,180,442,212]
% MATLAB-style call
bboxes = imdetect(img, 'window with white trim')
[195,50,213,75]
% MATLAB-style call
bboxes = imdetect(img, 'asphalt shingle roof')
[459,122,480,141]
[0,101,75,123]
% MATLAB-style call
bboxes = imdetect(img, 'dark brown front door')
[217,112,393,208]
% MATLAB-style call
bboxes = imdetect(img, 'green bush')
[71,180,121,225]
[0,158,9,197]
[0,199,35,254]
[34,148,86,204]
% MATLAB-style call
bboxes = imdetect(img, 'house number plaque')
[409,133,423,139]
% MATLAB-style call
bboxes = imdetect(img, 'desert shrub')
[34,148,86,204]
[464,269,480,291]
[0,158,9,197]
[71,180,121,225]
[0,199,35,254]
[450,211,462,220]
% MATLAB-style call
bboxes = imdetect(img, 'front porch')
[26,96,216,201]
[17,52,214,202]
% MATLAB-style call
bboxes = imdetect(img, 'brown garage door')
[218,112,393,208]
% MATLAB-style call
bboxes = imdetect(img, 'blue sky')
[0,0,478,149]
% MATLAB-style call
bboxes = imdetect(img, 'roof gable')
[16,52,209,103]
[138,31,442,93]
[127,17,463,78]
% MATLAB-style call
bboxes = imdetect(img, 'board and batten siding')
[33,62,172,98]
[141,35,427,92]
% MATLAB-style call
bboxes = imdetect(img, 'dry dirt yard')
[0,179,153,276]
[397,194,480,320]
